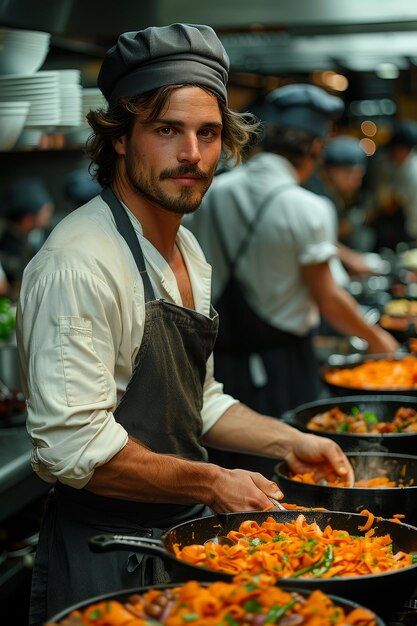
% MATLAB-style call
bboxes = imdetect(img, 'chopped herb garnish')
[243,599,262,613]
[182,612,199,622]
[264,600,297,623]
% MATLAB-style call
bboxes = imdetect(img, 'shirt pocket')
[59,316,108,407]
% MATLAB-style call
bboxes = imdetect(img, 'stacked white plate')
[63,87,106,146]
[81,88,106,124]
[58,69,82,127]
[0,28,51,75]
[0,71,60,127]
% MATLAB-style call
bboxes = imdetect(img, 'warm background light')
[361,120,377,137]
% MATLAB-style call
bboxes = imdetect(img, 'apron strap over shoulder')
[101,187,155,302]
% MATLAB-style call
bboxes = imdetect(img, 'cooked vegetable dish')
[306,405,417,434]
[46,578,378,625]
[289,470,410,489]
[323,356,417,390]
[173,513,416,579]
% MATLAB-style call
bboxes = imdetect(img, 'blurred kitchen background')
[2,0,417,220]
[2,1,417,622]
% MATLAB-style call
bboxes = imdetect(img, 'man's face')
[327,164,365,195]
[116,86,223,215]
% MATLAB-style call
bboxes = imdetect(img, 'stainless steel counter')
[0,425,49,522]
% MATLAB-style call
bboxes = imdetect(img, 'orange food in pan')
[289,470,399,488]
[324,355,417,390]
[47,577,378,625]
[173,513,415,579]
[306,405,417,434]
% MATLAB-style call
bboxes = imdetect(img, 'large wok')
[273,452,417,526]
[282,395,417,454]
[90,510,417,614]
[47,582,387,625]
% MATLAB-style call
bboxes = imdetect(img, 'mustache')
[160,165,210,181]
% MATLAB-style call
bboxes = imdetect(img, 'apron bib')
[29,188,218,625]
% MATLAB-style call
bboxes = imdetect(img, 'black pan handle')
[89,534,168,559]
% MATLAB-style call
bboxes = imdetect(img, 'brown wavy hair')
[85,85,261,188]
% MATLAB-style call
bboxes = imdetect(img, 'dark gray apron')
[207,184,321,477]
[29,188,218,626]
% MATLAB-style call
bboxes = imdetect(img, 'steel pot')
[282,395,417,454]
[90,509,417,614]
[273,452,417,526]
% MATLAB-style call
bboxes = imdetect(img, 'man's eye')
[199,129,219,140]
[158,127,174,135]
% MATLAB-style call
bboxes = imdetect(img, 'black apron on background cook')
[29,188,218,626]
[206,184,321,478]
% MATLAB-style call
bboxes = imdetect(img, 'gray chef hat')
[1,177,52,219]
[324,136,367,168]
[98,23,230,108]
[266,83,344,138]
[386,119,417,149]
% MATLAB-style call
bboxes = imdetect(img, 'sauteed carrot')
[173,514,416,579]
[263,500,326,511]
[289,470,399,488]
[46,577,378,625]
[324,355,417,390]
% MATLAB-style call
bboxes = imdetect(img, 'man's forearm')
[86,436,219,504]
[202,402,300,459]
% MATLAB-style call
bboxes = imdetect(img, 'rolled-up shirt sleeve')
[18,266,130,488]
[296,197,337,266]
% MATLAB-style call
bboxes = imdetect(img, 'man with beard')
[16,24,354,626]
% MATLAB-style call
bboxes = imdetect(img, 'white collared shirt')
[185,153,337,336]
[17,194,237,488]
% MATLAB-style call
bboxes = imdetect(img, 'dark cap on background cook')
[386,119,417,149]
[65,168,102,204]
[97,23,230,108]
[0,176,52,219]
[265,83,344,138]
[324,135,367,168]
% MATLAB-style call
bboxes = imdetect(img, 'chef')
[16,24,354,625]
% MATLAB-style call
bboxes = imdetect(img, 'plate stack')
[0,71,61,129]
[57,69,82,128]
[0,27,51,149]
[64,88,106,147]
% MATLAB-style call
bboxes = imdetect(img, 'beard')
[125,148,215,215]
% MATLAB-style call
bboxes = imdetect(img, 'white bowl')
[0,35,50,75]
[0,101,30,114]
[0,109,29,150]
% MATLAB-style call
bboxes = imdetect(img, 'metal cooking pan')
[282,395,417,454]
[47,582,387,625]
[90,509,417,614]
[274,452,417,526]
[321,353,417,397]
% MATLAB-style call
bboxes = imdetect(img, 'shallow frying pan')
[274,452,417,526]
[282,395,417,454]
[90,509,417,614]
[321,353,417,397]
[47,582,387,625]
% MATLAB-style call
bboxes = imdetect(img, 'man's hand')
[283,431,355,486]
[208,467,284,513]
